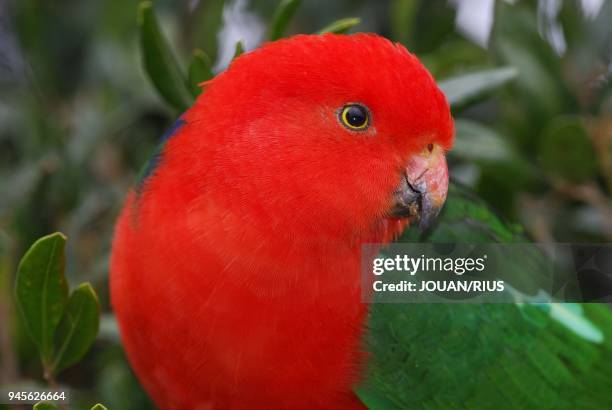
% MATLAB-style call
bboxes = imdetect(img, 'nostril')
[427,143,434,153]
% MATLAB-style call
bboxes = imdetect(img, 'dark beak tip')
[417,208,440,233]
[418,192,446,233]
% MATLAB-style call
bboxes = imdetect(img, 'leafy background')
[1,0,611,408]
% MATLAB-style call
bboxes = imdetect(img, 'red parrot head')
[167,33,453,244]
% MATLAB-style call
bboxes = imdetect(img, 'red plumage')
[111,34,453,409]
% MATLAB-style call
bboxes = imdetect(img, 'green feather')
[357,182,612,409]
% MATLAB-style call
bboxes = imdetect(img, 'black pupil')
[346,106,366,127]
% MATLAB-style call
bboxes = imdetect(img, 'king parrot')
[111,34,612,409]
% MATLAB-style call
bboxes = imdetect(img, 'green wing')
[357,183,612,409]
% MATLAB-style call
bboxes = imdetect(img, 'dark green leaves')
[15,232,68,363]
[438,67,517,107]
[233,41,245,59]
[269,0,360,39]
[187,49,213,98]
[452,120,534,178]
[138,0,362,113]
[317,18,361,35]
[269,0,301,41]
[138,1,193,111]
[52,283,100,373]
[15,233,100,379]
[452,119,518,163]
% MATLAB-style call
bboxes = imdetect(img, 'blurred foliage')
[1,0,611,409]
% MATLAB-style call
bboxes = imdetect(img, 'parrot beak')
[388,144,449,232]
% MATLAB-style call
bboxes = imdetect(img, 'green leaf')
[33,403,59,410]
[316,18,361,34]
[268,0,301,40]
[452,120,540,187]
[15,232,69,363]
[233,40,245,59]
[389,0,421,46]
[187,49,213,98]
[188,0,225,64]
[452,119,517,163]
[90,404,109,410]
[438,67,517,107]
[138,1,193,111]
[52,283,100,373]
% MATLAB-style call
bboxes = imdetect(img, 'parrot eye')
[339,104,370,131]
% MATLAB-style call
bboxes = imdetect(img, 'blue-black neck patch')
[136,117,186,193]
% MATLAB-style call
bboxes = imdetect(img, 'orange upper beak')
[388,144,449,231]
